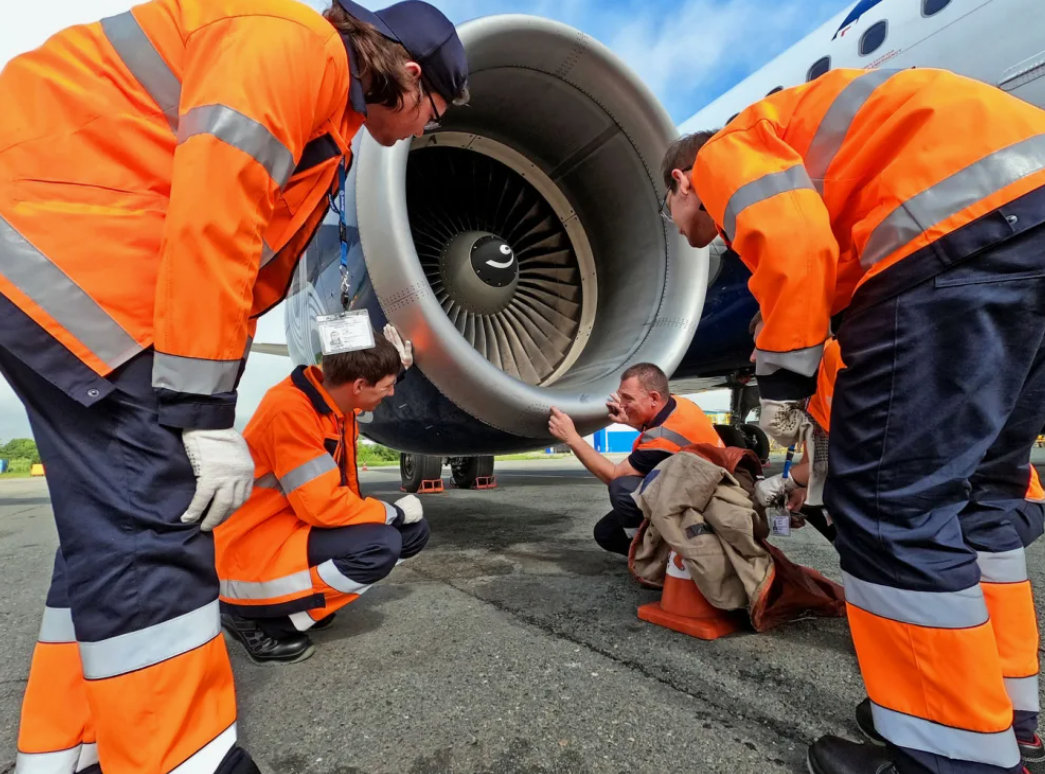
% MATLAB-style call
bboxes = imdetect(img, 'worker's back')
[696,67,1045,317]
[0,0,359,389]
[632,395,724,455]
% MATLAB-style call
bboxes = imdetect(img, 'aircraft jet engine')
[285,14,709,456]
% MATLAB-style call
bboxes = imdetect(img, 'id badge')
[769,504,792,537]
[317,310,375,356]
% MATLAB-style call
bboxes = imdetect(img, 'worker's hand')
[787,485,809,513]
[180,429,255,531]
[394,495,424,524]
[548,407,579,443]
[759,399,809,447]
[754,474,797,508]
[383,323,414,370]
[606,391,628,424]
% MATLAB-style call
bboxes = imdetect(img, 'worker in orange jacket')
[548,362,724,556]
[661,67,1045,774]
[0,1,467,772]
[215,327,427,663]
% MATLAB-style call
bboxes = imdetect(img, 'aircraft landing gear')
[715,374,771,463]
[399,453,443,493]
[449,456,495,489]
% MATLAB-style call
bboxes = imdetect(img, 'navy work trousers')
[0,346,256,774]
[594,475,645,555]
[826,222,1045,774]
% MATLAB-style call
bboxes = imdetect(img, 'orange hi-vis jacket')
[693,68,1045,401]
[809,337,1044,502]
[215,366,398,615]
[631,395,725,455]
[0,0,366,428]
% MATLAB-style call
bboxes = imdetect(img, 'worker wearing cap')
[661,68,1045,774]
[548,362,724,556]
[215,326,429,664]
[0,1,467,772]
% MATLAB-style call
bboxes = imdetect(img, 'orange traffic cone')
[638,550,741,640]
[362,462,369,472]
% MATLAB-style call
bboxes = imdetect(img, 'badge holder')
[317,309,375,357]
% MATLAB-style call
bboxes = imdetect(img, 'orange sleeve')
[263,404,396,529]
[153,18,343,429]
[693,121,838,401]
[807,338,844,431]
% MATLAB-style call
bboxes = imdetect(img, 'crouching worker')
[216,330,428,664]
[548,363,723,556]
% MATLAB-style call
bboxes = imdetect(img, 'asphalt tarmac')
[2,454,1044,773]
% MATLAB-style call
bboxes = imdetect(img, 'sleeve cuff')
[157,389,237,430]
[756,370,817,402]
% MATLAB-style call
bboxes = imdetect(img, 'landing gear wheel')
[450,456,495,489]
[714,424,748,450]
[400,453,443,493]
[740,423,771,464]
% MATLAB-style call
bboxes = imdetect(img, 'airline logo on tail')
[833,0,884,39]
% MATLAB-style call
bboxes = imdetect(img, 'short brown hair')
[324,4,470,110]
[661,129,720,193]
[321,331,402,387]
[621,362,670,398]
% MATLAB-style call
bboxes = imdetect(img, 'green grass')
[0,471,33,479]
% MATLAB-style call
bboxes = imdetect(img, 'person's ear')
[404,61,422,82]
[671,169,691,194]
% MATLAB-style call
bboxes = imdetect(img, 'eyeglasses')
[422,79,443,133]
[660,167,705,223]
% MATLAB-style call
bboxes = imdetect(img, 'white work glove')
[394,495,424,524]
[754,474,797,508]
[759,399,810,448]
[180,429,255,531]
[384,323,414,370]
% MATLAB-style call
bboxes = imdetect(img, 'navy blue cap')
[337,0,468,104]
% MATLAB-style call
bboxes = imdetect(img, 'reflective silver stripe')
[806,69,897,193]
[977,548,1028,584]
[1005,676,1040,712]
[316,559,373,596]
[169,723,237,774]
[179,105,295,188]
[638,426,695,449]
[862,133,1045,270]
[755,342,825,378]
[260,240,277,268]
[219,570,312,601]
[722,165,816,241]
[15,746,81,774]
[76,743,98,773]
[79,599,220,680]
[152,352,240,395]
[280,454,338,494]
[383,500,398,525]
[0,214,143,370]
[38,606,76,644]
[254,472,282,492]
[843,571,988,629]
[100,12,181,133]
[870,701,1019,768]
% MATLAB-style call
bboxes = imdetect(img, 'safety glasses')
[422,78,443,133]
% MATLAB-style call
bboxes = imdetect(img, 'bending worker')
[216,328,427,664]
[0,1,467,772]
[548,362,723,555]
[661,67,1045,774]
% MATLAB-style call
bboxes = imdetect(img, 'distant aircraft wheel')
[400,453,443,493]
[450,456,495,489]
[713,424,748,450]
[740,423,771,463]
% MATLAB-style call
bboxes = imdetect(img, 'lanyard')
[338,159,349,273]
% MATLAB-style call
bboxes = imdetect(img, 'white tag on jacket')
[769,505,792,537]
[317,310,375,356]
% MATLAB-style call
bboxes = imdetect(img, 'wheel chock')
[474,476,497,490]
[418,479,444,494]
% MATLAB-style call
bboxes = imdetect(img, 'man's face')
[663,169,720,249]
[616,376,661,427]
[329,374,397,414]
[364,63,447,147]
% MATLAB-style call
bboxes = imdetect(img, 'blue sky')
[0,0,848,441]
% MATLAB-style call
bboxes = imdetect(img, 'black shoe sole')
[807,745,894,774]
[857,724,887,747]
[222,629,316,665]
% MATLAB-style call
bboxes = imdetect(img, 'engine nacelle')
[286,14,708,454]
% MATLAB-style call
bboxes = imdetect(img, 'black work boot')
[807,736,897,774]
[221,613,315,664]
[311,613,337,631]
[855,698,885,745]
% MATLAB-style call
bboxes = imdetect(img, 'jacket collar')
[340,35,369,117]
[644,395,677,431]
[291,365,343,419]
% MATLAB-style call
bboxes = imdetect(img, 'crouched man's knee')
[399,517,430,561]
